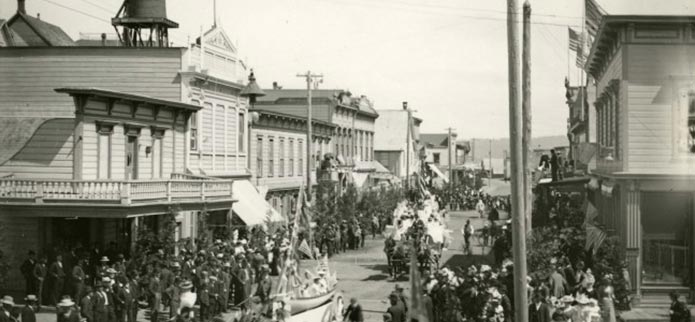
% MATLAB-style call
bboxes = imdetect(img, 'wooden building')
[373,109,422,179]
[254,89,381,188]
[249,109,335,219]
[585,15,695,303]
[180,24,282,228]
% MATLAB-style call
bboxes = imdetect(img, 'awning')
[352,172,370,188]
[232,180,284,226]
[428,163,449,183]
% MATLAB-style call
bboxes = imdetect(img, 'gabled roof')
[1,12,75,46]
[421,133,456,148]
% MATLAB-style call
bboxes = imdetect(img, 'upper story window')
[190,100,199,151]
[256,135,263,177]
[238,112,246,153]
[289,139,295,177]
[433,153,441,165]
[279,137,285,177]
[299,139,304,176]
[268,137,275,177]
[596,80,620,160]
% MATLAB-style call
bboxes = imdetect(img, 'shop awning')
[428,163,449,183]
[352,172,370,188]
[232,180,284,226]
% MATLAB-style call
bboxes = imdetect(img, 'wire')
[75,0,116,14]
[315,0,582,28]
[39,0,111,24]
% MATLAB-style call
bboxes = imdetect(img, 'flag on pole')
[585,223,607,253]
[583,200,598,223]
[409,249,430,322]
[568,28,581,52]
[298,239,314,259]
[585,0,606,38]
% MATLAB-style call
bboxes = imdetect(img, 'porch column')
[625,183,642,298]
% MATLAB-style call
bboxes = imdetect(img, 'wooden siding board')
[0,48,182,118]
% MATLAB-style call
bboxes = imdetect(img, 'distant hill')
[467,135,567,161]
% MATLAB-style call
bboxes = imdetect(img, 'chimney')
[272,82,282,90]
[36,13,40,20]
[101,33,107,46]
[402,101,408,110]
[17,0,26,14]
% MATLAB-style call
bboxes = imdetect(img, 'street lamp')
[240,69,266,172]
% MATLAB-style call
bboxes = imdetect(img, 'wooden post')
[522,1,532,232]
[507,0,529,321]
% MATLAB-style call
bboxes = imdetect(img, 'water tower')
[112,0,178,47]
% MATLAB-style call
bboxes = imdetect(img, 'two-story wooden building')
[585,15,695,302]
[254,89,382,189]
[180,25,281,229]
[249,109,335,219]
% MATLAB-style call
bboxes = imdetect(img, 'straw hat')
[57,298,75,307]
[100,256,110,262]
[179,281,193,289]
[575,294,591,305]
[0,296,14,306]
[24,295,38,302]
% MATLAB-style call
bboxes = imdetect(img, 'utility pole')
[488,139,492,187]
[507,1,528,322]
[522,1,533,232]
[404,101,411,189]
[297,71,323,201]
[446,127,455,194]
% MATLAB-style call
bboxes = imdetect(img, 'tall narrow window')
[299,139,304,176]
[238,112,246,153]
[268,137,275,177]
[279,137,285,177]
[289,139,294,176]
[256,136,263,177]
[190,111,198,151]
[688,94,695,153]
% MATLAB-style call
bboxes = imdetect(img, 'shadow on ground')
[441,253,494,269]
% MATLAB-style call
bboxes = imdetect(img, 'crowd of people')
[1,224,339,322]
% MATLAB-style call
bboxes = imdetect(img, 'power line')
[316,0,581,28]
[75,0,116,14]
[40,0,111,24]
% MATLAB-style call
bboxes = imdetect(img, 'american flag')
[568,28,581,52]
[585,223,607,253]
[298,239,314,259]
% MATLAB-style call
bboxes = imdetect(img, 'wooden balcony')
[0,178,235,218]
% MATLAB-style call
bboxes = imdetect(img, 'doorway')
[125,135,138,180]
[641,191,692,286]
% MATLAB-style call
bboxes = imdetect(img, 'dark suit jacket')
[387,304,405,322]
[80,294,94,321]
[21,306,36,322]
[344,304,364,322]
[529,302,552,322]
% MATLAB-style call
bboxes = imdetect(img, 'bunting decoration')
[585,0,607,39]
[583,200,598,224]
[568,27,581,52]
[585,223,607,253]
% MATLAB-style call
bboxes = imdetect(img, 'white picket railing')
[0,178,233,205]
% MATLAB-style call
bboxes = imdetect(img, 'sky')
[1,0,694,138]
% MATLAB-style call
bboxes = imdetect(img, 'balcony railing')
[0,178,233,206]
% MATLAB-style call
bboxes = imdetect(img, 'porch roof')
[55,87,202,112]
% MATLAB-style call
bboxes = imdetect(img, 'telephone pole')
[507,0,529,322]
[404,101,411,189]
[445,128,455,188]
[297,71,323,201]
[522,1,533,232]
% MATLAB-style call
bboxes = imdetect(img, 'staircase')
[639,283,690,308]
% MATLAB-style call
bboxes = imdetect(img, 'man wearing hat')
[32,256,47,307]
[148,268,162,322]
[48,255,66,306]
[71,259,86,303]
[21,295,38,322]
[57,298,79,322]
[97,257,110,283]
[386,293,405,322]
[343,297,364,322]
[21,251,37,296]
[80,286,95,322]
[393,285,407,315]
[0,296,15,322]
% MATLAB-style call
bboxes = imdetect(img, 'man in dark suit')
[93,280,113,322]
[386,293,405,322]
[33,256,47,306]
[21,251,37,296]
[343,297,364,322]
[49,255,66,305]
[528,292,551,322]
[80,286,95,322]
[21,295,38,322]
[669,292,691,322]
